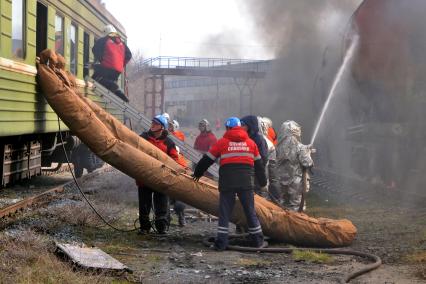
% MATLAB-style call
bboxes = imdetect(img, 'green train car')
[0,0,127,186]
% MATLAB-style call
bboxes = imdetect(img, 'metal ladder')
[89,79,219,178]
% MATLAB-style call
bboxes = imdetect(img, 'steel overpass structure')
[136,56,271,117]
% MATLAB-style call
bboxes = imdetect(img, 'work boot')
[154,219,169,234]
[213,244,226,251]
[229,237,267,248]
[250,233,265,248]
[178,212,186,227]
[139,217,151,234]
[114,89,129,102]
[214,237,228,251]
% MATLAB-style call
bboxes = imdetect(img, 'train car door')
[36,2,48,56]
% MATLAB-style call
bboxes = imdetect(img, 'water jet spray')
[310,35,359,146]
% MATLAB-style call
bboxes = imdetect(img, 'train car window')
[69,23,77,74]
[54,14,64,55]
[36,2,48,56]
[83,32,90,78]
[12,0,26,58]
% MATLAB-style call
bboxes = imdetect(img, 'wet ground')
[0,167,425,283]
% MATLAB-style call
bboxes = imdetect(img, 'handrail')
[140,56,270,73]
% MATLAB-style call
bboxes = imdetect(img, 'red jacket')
[92,35,132,73]
[136,130,181,187]
[207,127,261,166]
[194,127,267,191]
[171,130,188,167]
[267,127,278,146]
[101,37,126,72]
[172,130,185,142]
[194,131,217,153]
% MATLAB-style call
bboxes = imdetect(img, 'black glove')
[192,174,201,182]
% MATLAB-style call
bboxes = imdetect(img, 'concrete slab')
[56,242,132,273]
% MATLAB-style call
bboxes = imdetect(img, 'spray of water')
[310,35,359,145]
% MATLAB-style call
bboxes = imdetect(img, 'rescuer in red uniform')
[92,24,132,102]
[193,117,267,250]
[136,115,182,234]
[194,119,217,154]
[169,119,186,142]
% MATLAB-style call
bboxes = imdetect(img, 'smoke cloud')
[241,0,361,133]
[197,30,245,58]
[241,0,426,204]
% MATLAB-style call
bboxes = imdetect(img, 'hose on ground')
[203,235,381,283]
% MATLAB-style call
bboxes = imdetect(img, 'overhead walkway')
[139,56,269,78]
[136,56,271,116]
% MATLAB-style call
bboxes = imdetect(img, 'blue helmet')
[152,115,168,129]
[225,117,241,128]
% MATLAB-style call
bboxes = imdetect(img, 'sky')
[101,0,273,60]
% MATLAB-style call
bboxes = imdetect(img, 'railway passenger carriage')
[0,0,127,186]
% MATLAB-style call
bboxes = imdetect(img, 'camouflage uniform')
[269,121,313,211]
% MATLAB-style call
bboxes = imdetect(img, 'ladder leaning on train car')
[88,78,219,178]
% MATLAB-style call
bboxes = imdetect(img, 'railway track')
[0,166,113,220]
[41,163,73,176]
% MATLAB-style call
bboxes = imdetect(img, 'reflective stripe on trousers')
[215,190,263,249]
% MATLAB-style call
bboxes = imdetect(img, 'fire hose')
[203,235,381,283]
[58,114,379,282]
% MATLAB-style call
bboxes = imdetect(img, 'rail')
[0,167,111,219]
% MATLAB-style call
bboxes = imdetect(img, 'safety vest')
[172,130,185,142]
[101,37,125,72]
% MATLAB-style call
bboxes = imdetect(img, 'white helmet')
[280,120,302,140]
[263,117,273,128]
[103,24,117,36]
[162,112,170,120]
[172,119,180,130]
[199,119,211,131]
[257,116,267,136]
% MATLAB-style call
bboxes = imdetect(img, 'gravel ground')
[1,167,425,283]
